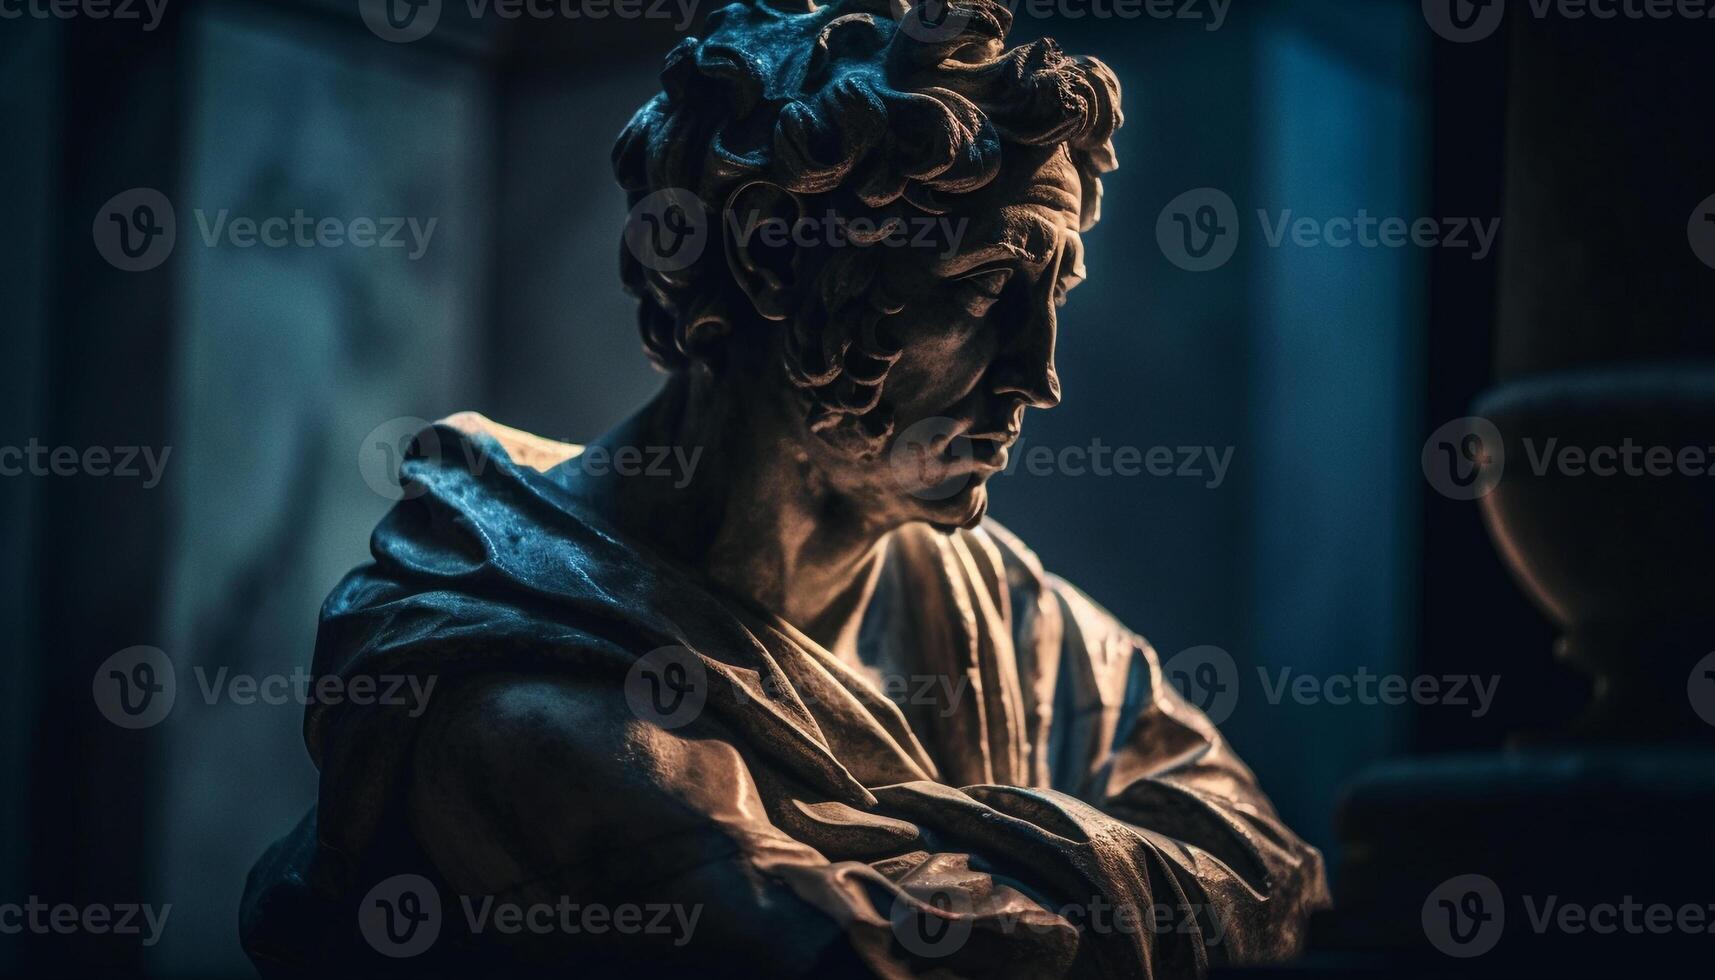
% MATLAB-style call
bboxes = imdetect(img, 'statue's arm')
[976,522,1329,965]
[1042,574,1332,965]
[407,673,1093,976]
[407,672,879,973]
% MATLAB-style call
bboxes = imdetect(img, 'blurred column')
[20,12,186,974]
[1332,7,1715,972]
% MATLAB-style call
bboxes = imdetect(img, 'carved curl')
[612,0,1122,457]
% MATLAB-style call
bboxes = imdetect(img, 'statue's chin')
[920,483,989,534]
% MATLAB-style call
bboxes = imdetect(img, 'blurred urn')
[1323,11,1715,971]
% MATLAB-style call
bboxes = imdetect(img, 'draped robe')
[240,414,1328,977]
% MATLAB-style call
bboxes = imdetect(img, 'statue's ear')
[724,181,805,322]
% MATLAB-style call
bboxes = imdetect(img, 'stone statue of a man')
[242,2,1328,975]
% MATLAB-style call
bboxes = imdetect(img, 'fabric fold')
[241,415,1328,978]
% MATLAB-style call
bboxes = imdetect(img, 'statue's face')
[802,144,1087,531]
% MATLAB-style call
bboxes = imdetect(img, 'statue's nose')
[991,286,1061,409]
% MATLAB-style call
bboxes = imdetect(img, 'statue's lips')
[898,419,1020,491]
[946,433,1013,475]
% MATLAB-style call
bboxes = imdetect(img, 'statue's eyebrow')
[935,213,1062,276]
[1017,178,1082,215]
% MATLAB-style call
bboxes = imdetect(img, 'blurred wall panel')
[1246,2,1427,851]
[488,66,667,441]
[152,7,492,975]
[0,26,60,970]
[23,14,184,972]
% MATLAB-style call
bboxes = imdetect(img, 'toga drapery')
[240,414,1327,978]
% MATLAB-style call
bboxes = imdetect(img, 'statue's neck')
[572,371,888,658]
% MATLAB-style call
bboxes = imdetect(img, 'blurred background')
[4,0,1672,974]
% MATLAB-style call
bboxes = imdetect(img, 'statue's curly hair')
[612,0,1122,457]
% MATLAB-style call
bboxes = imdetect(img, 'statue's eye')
[955,268,1012,316]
